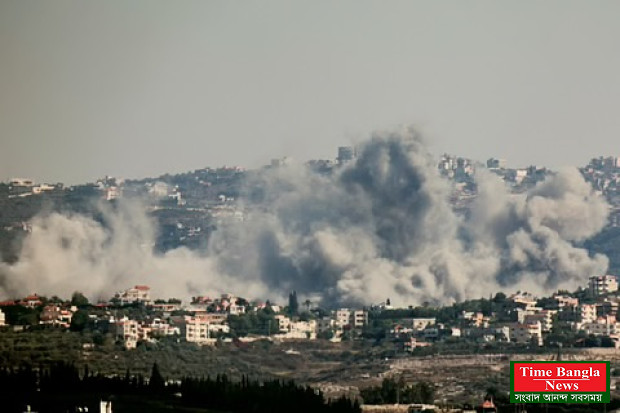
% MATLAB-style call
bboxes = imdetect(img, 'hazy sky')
[1,1,620,184]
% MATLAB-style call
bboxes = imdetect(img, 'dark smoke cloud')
[0,127,610,306]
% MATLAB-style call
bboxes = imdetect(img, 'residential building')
[116,318,141,349]
[334,309,368,329]
[274,318,317,340]
[116,285,151,305]
[148,318,181,336]
[516,307,542,323]
[580,304,598,323]
[150,302,182,313]
[0,309,5,326]
[403,337,432,352]
[460,311,489,327]
[579,315,618,336]
[509,322,543,346]
[597,299,619,317]
[199,313,228,324]
[523,310,556,332]
[351,310,368,328]
[554,295,579,309]
[412,318,436,331]
[463,326,509,343]
[20,294,43,308]
[185,316,222,345]
[275,315,291,331]
[589,275,618,297]
[39,305,74,328]
[509,292,538,309]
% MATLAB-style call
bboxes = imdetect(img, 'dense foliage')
[0,362,360,413]
[360,378,435,405]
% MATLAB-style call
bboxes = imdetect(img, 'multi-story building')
[275,314,291,331]
[554,295,579,309]
[185,316,226,345]
[116,318,141,349]
[148,318,181,337]
[523,310,556,332]
[510,292,538,309]
[334,309,368,329]
[460,312,490,328]
[597,299,619,317]
[516,307,542,323]
[351,310,368,328]
[39,305,75,328]
[116,285,151,305]
[580,304,598,323]
[509,322,543,346]
[589,275,618,297]
[579,315,618,336]
[20,294,43,308]
[0,309,5,326]
[273,315,318,339]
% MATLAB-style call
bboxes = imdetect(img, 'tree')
[70,310,89,332]
[492,292,506,303]
[149,362,165,391]
[288,291,299,316]
[71,291,89,307]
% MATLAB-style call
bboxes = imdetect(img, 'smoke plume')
[0,127,610,306]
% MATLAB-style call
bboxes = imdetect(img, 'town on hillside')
[2,275,620,353]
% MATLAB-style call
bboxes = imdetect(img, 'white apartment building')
[334,309,368,329]
[274,315,318,339]
[148,318,181,336]
[589,275,619,297]
[185,317,218,345]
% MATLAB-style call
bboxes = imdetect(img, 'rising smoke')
[0,127,610,306]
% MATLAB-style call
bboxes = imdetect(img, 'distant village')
[3,147,620,256]
[4,149,620,356]
[1,274,620,355]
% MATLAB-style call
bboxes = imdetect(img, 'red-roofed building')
[115,285,151,305]
[39,305,74,328]
[21,294,43,308]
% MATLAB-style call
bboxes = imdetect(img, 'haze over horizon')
[2,1,620,184]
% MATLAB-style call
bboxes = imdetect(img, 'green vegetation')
[360,378,435,405]
[0,361,360,413]
[227,308,279,337]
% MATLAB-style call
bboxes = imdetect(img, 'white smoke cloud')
[0,201,269,302]
[0,127,610,306]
